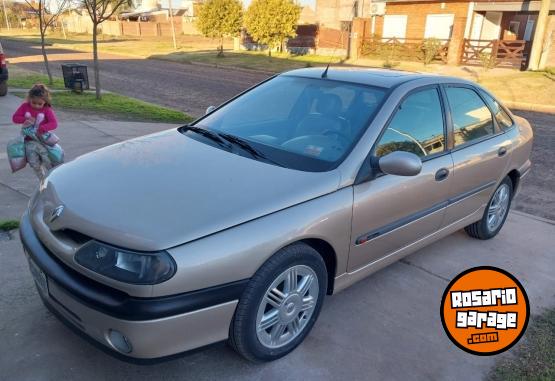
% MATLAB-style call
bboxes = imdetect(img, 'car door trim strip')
[355,181,497,245]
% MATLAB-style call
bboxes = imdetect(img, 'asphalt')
[0,93,554,381]
[2,38,270,118]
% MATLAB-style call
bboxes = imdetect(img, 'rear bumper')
[20,212,244,359]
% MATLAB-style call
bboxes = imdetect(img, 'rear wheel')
[0,81,7,96]
[465,177,513,240]
[229,243,327,362]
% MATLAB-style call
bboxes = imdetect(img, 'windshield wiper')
[218,133,284,167]
[183,126,231,149]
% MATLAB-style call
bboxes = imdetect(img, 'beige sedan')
[20,68,533,362]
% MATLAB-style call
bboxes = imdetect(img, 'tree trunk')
[92,23,101,100]
[217,36,224,57]
[39,24,53,85]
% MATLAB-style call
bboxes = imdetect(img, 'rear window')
[480,91,514,131]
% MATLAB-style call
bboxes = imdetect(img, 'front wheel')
[229,243,327,362]
[465,177,513,240]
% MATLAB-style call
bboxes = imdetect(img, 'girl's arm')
[38,107,58,133]
[12,103,28,124]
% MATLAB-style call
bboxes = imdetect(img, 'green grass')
[151,50,343,73]
[50,92,192,123]
[9,72,66,90]
[488,308,555,381]
[0,220,19,231]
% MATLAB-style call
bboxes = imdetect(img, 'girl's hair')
[27,83,52,107]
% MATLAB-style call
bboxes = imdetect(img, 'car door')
[348,86,454,272]
[441,85,512,226]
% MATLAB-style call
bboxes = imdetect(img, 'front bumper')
[20,212,246,359]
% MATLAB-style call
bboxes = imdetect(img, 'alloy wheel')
[487,183,510,232]
[255,265,319,349]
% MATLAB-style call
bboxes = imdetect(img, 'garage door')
[383,15,408,40]
[424,14,454,39]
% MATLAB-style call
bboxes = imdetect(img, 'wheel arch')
[507,169,520,197]
[300,238,337,295]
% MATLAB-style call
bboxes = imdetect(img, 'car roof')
[282,67,455,89]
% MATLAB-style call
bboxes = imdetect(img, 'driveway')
[0,94,554,381]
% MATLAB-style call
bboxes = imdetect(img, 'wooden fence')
[360,37,450,64]
[459,39,528,69]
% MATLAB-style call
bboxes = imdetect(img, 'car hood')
[35,129,341,251]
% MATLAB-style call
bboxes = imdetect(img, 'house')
[316,0,555,69]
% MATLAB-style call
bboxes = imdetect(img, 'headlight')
[75,241,176,284]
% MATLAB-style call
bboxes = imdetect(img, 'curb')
[511,210,555,226]
[502,101,555,114]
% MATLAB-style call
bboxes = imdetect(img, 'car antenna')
[321,25,346,78]
[323,0,357,79]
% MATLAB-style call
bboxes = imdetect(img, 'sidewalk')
[0,93,181,220]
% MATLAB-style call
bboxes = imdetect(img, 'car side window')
[446,87,495,146]
[375,88,445,158]
[480,91,514,131]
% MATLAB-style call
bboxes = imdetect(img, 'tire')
[465,177,513,240]
[0,81,7,96]
[229,242,327,362]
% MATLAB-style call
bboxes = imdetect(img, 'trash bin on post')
[61,64,89,93]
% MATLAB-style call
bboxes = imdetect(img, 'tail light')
[0,54,6,68]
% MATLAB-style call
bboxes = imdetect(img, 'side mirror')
[378,151,422,176]
[205,105,216,115]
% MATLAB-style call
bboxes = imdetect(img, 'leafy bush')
[479,52,496,71]
[196,0,243,57]
[244,0,301,56]
[422,38,442,65]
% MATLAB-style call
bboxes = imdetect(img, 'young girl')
[12,84,58,180]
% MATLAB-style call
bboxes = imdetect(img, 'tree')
[24,0,70,85]
[244,0,300,56]
[196,0,243,57]
[81,0,131,99]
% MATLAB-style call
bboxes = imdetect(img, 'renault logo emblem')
[50,205,64,223]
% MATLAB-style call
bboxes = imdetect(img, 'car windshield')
[189,75,387,171]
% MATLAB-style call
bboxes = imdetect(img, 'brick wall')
[374,1,469,40]
[373,1,469,63]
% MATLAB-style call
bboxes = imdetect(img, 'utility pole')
[2,0,11,30]
[168,0,177,50]
[528,0,550,70]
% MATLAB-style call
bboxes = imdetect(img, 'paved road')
[2,39,270,118]
[3,38,554,220]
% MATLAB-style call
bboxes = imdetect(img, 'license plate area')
[28,257,48,295]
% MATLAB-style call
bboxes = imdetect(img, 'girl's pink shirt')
[12,102,58,134]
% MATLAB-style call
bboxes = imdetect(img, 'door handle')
[435,168,450,181]
[498,147,508,157]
